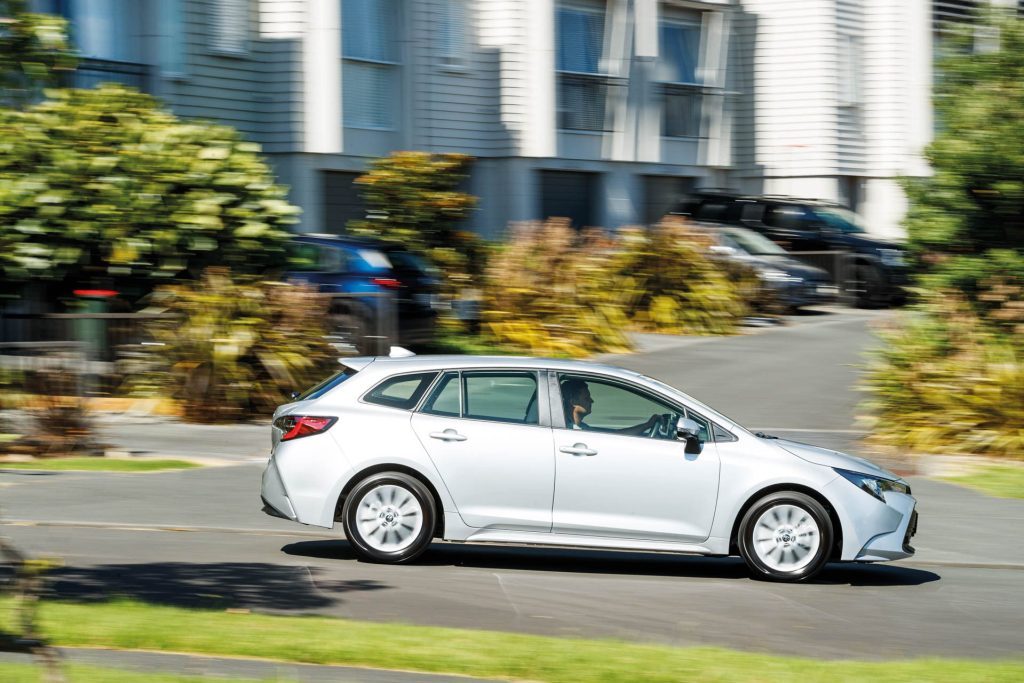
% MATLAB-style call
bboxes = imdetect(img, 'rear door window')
[463,371,540,425]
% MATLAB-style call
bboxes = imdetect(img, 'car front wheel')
[342,472,436,564]
[738,491,833,582]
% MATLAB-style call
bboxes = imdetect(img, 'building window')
[439,0,468,67]
[658,20,702,138]
[212,0,249,55]
[838,34,861,107]
[343,0,399,129]
[556,5,616,132]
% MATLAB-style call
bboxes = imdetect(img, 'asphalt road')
[3,307,1023,663]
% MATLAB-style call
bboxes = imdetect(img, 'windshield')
[719,228,787,255]
[639,374,750,436]
[812,206,866,234]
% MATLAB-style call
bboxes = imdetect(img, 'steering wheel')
[644,413,679,439]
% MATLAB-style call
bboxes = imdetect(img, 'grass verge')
[0,662,268,683]
[0,458,199,473]
[1,599,1020,682]
[941,464,1024,500]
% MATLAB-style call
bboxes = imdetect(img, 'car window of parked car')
[421,372,461,417]
[739,202,763,222]
[693,200,739,223]
[363,372,439,410]
[462,371,539,425]
[296,367,357,401]
[811,206,867,234]
[288,243,347,272]
[764,204,817,231]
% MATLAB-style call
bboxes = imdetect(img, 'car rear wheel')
[738,491,833,582]
[342,472,436,564]
[843,263,883,308]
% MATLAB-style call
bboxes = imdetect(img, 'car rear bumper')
[260,459,297,521]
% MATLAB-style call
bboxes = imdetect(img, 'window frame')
[210,0,250,57]
[555,3,621,133]
[657,17,704,139]
[550,371,717,444]
[416,369,550,428]
[342,0,401,130]
[361,371,440,412]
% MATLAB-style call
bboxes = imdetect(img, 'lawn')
[0,458,199,473]
[0,599,1020,683]
[941,464,1024,500]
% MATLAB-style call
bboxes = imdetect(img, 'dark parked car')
[698,225,836,311]
[286,234,440,352]
[675,192,910,306]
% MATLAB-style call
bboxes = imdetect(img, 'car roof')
[342,354,648,378]
[292,234,389,250]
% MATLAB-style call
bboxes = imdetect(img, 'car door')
[410,370,555,532]
[551,373,720,543]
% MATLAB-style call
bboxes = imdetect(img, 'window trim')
[549,370,717,444]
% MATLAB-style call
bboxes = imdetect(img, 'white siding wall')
[735,0,838,183]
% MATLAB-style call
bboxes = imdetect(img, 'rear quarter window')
[363,372,439,410]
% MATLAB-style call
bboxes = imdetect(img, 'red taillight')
[371,277,402,289]
[276,415,337,441]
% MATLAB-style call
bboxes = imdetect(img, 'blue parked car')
[286,234,440,353]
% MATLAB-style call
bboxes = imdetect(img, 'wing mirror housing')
[676,417,704,454]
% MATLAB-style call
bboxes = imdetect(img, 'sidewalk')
[0,648,494,682]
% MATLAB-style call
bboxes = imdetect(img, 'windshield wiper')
[755,432,778,439]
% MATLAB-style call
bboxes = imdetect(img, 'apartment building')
[28,1,950,238]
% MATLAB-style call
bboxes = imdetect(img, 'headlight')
[878,249,906,267]
[835,468,911,502]
[758,269,799,283]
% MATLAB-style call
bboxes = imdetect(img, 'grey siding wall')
[409,0,506,155]
[163,0,304,153]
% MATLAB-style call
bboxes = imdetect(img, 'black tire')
[843,263,883,308]
[737,491,833,582]
[342,472,436,564]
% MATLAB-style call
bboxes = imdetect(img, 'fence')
[0,292,399,384]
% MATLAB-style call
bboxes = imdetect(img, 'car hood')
[773,439,898,480]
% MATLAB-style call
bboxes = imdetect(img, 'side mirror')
[676,417,704,454]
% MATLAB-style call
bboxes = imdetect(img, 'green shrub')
[481,220,632,357]
[138,269,337,423]
[0,85,298,295]
[863,288,1024,458]
[610,220,749,334]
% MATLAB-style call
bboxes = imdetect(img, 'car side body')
[262,355,917,581]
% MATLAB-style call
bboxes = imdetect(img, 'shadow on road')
[46,562,391,611]
[282,540,940,587]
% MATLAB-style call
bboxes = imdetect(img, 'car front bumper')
[825,477,918,561]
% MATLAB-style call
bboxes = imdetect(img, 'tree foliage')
[348,151,482,292]
[0,85,298,292]
[0,0,77,106]
[903,12,1024,300]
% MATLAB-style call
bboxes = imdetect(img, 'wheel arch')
[729,483,844,560]
[336,464,446,538]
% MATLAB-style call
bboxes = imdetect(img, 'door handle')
[429,429,467,442]
[559,443,597,456]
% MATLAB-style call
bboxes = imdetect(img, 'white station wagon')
[261,352,917,582]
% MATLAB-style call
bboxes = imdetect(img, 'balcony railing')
[64,58,152,93]
[557,72,625,132]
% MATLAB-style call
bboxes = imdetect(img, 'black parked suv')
[675,192,910,306]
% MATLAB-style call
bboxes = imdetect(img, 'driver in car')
[561,378,665,436]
